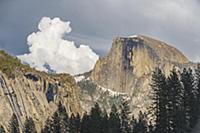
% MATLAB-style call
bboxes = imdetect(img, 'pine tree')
[195,64,200,120]
[61,113,69,133]
[89,103,103,133]
[8,114,20,133]
[23,117,37,133]
[181,68,197,131]
[42,102,69,133]
[167,67,183,133]
[101,111,109,133]
[120,101,131,133]
[108,104,121,133]
[57,102,69,133]
[132,111,148,133]
[69,113,77,133]
[150,68,168,133]
[74,113,81,133]
[80,112,91,133]
[0,125,5,133]
[130,115,137,133]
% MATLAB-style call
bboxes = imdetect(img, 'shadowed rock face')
[91,35,195,114]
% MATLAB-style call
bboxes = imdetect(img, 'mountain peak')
[113,35,189,64]
[90,35,194,113]
[91,35,190,92]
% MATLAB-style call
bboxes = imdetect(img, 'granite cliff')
[0,35,197,131]
[0,51,81,131]
[87,35,196,114]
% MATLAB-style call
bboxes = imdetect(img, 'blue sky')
[0,0,200,61]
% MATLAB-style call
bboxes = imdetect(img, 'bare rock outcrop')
[0,51,81,131]
[90,35,195,114]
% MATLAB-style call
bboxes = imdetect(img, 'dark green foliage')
[132,111,148,133]
[74,113,81,133]
[167,68,183,133]
[23,117,37,133]
[69,113,77,133]
[42,102,69,133]
[89,103,103,133]
[150,67,200,133]
[6,67,200,133]
[196,64,200,109]
[108,104,121,133]
[52,102,71,133]
[181,68,197,131]
[80,112,90,133]
[150,68,168,133]
[52,112,61,133]
[8,114,20,133]
[42,113,62,133]
[57,102,69,133]
[101,111,109,133]
[0,125,5,133]
[130,116,137,133]
[120,101,131,133]
[195,64,200,123]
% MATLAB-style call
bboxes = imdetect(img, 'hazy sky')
[0,0,200,61]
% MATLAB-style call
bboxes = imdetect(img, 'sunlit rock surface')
[90,35,195,115]
[0,51,81,131]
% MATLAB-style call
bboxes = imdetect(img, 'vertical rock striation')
[91,35,195,114]
[0,51,81,131]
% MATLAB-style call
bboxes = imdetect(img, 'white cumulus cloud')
[17,17,99,75]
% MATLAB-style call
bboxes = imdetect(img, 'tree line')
[1,66,200,133]
[151,66,200,133]
[1,101,149,133]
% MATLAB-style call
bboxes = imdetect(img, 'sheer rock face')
[0,67,81,131]
[91,35,195,114]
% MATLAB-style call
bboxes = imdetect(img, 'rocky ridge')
[0,35,197,131]
[88,35,196,115]
[0,51,81,131]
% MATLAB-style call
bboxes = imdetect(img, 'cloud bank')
[18,17,99,75]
